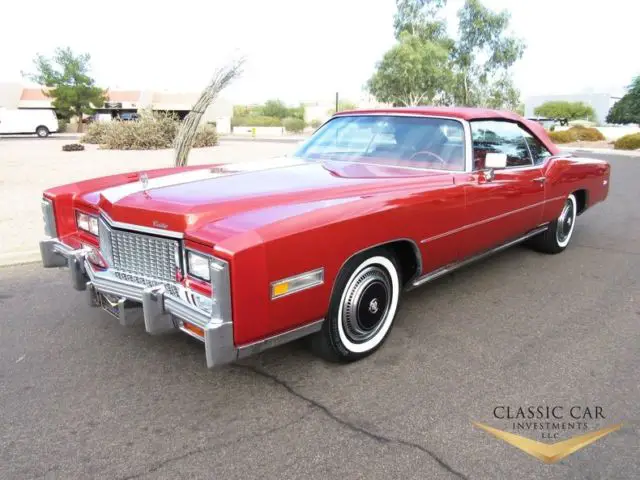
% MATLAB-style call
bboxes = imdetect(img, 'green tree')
[452,0,525,107]
[25,47,107,132]
[367,32,452,106]
[394,0,449,43]
[369,0,525,110]
[606,76,640,125]
[261,99,289,119]
[534,101,596,121]
[286,104,306,120]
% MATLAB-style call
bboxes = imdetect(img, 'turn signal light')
[271,268,324,299]
[182,321,205,339]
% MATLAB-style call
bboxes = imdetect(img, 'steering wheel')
[408,150,446,167]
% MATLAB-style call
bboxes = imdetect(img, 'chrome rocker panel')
[40,238,322,368]
[408,224,549,290]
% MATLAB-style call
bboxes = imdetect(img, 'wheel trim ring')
[342,268,391,343]
[556,195,577,247]
[336,256,400,354]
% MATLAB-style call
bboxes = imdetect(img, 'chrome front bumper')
[39,238,236,368]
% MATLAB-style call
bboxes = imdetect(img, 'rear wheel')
[312,248,401,362]
[529,193,577,254]
[36,126,50,138]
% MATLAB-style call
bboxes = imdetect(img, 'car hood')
[89,157,453,240]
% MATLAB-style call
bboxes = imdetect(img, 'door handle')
[533,177,546,184]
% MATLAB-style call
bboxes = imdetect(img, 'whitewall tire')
[312,248,401,362]
[528,193,578,254]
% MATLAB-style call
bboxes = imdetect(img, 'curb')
[560,147,640,157]
[0,250,42,268]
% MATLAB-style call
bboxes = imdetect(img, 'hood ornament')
[139,172,149,191]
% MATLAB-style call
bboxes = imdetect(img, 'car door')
[458,120,546,258]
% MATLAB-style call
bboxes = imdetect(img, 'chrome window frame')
[469,119,539,171]
[296,113,473,173]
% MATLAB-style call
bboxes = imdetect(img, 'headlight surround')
[76,211,99,236]
[41,198,57,238]
[187,250,211,282]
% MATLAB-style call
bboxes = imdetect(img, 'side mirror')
[485,152,507,169]
[482,153,507,182]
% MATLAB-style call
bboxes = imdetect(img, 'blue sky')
[1,0,637,104]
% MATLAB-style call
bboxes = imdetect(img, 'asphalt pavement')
[1,153,638,480]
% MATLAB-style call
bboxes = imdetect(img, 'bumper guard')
[40,238,236,367]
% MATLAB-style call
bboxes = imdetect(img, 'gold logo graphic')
[474,422,622,464]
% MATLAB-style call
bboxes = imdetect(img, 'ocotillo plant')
[174,58,245,167]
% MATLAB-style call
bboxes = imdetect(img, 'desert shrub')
[57,118,70,133]
[548,130,578,144]
[99,110,180,150]
[81,121,109,144]
[567,126,605,141]
[62,143,84,151]
[192,124,219,148]
[231,115,282,127]
[283,116,305,133]
[310,119,323,129]
[614,133,640,150]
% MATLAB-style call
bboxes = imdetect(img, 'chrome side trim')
[237,319,324,359]
[408,225,548,290]
[100,211,184,239]
[420,196,565,244]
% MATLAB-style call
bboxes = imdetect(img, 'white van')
[0,108,59,137]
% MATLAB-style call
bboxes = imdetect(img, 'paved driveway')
[0,153,638,479]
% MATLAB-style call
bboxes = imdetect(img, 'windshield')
[294,115,466,171]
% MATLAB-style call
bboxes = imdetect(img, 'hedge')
[614,133,640,150]
[567,126,605,141]
[81,110,218,150]
[231,115,282,127]
[283,117,305,133]
[548,130,577,144]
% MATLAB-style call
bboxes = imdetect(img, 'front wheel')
[529,193,578,254]
[312,248,401,362]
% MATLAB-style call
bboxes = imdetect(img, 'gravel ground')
[0,138,294,264]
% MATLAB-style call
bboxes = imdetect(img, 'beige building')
[303,93,390,125]
[0,83,233,133]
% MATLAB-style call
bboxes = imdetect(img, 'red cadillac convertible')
[40,108,610,367]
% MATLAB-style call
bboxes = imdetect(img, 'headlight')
[187,251,211,281]
[76,211,99,236]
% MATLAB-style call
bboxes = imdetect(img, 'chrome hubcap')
[342,265,391,343]
[556,199,575,244]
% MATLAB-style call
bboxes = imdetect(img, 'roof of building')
[20,88,49,101]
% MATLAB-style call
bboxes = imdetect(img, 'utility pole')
[335,92,339,113]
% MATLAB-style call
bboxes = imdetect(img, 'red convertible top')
[335,107,560,155]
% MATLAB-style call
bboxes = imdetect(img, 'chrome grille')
[99,218,181,292]
[112,271,180,297]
